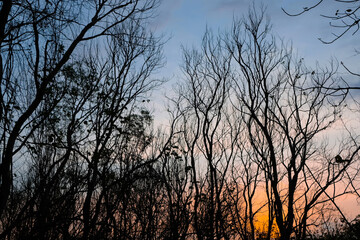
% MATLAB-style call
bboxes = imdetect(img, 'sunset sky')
[149,0,360,219]
[2,1,360,238]
[149,0,360,129]
[151,0,359,84]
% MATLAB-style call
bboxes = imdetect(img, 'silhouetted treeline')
[0,1,359,240]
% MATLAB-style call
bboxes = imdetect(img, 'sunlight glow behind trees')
[0,1,359,239]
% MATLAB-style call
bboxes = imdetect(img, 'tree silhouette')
[0,1,359,239]
[282,0,360,44]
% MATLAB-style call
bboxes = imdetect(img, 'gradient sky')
[148,0,360,219]
[149,0,360,218]
[151,0,359,81]
[148,0,359,128]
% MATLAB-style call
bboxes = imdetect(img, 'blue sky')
[150,0,359,81]
[148,0,360,128]
[147,0,360,219]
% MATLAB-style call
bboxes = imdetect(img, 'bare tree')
[0,0,160,218]
[170,29,235,239]
[282,0,360,93]
[0,0,167,238]
[226,8,358,240]
[282,0,360,44]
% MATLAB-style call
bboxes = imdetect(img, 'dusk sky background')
[148,0,359,125]
[147,1,360,217]
[2,1,360,236]
[151,0,359,78]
